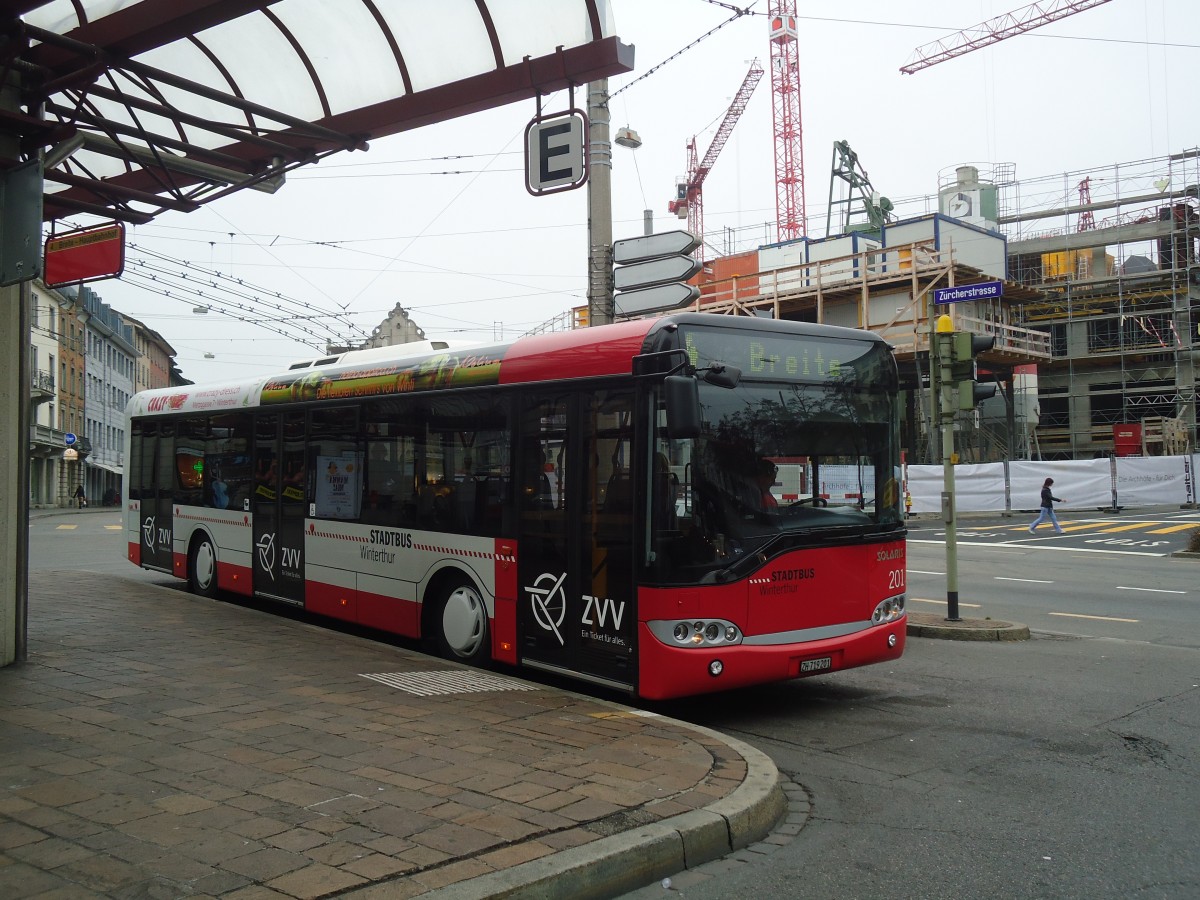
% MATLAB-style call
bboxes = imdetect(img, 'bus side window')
[309,407,363,520]
[365,439,404,525]
[205,413,251,510]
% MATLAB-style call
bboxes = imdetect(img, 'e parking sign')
[525,110,588,196]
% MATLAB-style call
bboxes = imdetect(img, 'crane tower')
[768,1,806,242]
[667,60,764,261]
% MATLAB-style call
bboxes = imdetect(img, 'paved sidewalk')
[0,571,784,899]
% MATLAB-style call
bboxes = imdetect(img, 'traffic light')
[950,331,997,409]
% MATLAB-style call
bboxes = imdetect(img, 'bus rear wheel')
[436,579,489,664]
[188,536,219,599]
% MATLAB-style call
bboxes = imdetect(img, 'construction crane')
[768,1,806,242]
[825,140,894,236]
[901,0,1113,74]
[667,59,764,261]
[1077,176,1096,231]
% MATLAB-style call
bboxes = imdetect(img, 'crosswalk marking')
[994,520,1191,535]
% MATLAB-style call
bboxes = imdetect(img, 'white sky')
[69,0,1198,385]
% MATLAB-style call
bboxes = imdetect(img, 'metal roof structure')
[3,0,634,225]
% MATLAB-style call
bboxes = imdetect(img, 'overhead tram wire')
[205,206,364,342]
[120,273,327,351]
[611,3,759,100]
[119,270,344,351]
[121,238,588,344]
[121,254,372,350]
[126,243,372,343]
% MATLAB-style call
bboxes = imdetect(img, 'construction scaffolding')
[1002,149,1199,458]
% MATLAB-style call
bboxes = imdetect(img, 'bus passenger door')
[516,391,636,690]
[251,412,306,605]
[139,421,176,573]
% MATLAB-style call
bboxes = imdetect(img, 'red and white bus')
[124,313,906,699]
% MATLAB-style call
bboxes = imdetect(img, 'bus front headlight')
[872,594,906,625]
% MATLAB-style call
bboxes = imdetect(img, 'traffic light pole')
[935,319,962,622]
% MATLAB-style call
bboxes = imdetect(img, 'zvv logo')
[255,532,276,580]
[281,546,301,572]
[142,516,156,552]
[582,595,626,631]
[526,572,567,646]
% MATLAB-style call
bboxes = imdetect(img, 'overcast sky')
[71,0,1198,385]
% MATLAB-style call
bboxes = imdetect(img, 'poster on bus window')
[315,454,362,519]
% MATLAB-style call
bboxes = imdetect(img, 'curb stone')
[413,724,785,900]
[906,612,1031,641]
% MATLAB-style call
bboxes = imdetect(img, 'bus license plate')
[800,657,832,673]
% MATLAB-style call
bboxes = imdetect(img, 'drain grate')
[360,670,538,696]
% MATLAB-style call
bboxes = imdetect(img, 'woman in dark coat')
[1028,477,1064,534]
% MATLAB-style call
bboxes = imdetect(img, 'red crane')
[1077,176,1095,231]
[668,59,764,261]
[901,0,1113,74]
[768,1,806,242]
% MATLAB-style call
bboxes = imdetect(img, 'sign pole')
[936,316,961,622]
[586,79,613,327]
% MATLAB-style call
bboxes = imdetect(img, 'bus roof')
[126,314,890,419]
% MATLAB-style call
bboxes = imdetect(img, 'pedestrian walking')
[1028,477,1063,534]
[73,484,87,510]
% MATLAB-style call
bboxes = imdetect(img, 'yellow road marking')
[104,524,121,531]
[1048,612,1138,623]
[1098,523,1154,533]
[1058,522,1114,531]
[55,524,77,530]
[1146,524,1200,534]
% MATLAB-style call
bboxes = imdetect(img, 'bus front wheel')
[188,536,219,598]
[436,579,489,664]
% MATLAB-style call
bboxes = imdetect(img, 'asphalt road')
[906,508,1200,649]
[635,631,1199,900]
[624,508,1200,899]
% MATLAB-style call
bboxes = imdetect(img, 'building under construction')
[605,148,1198,466]
[1001,150,1199,460]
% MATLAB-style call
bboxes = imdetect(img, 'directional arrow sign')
[613,254,702,292]
[615,282,701,317]
[612,230,699,265]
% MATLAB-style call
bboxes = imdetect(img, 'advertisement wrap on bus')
[124,313,906,700]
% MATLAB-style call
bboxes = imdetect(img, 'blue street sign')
[64,432,77,446]
[934,280,1003,305]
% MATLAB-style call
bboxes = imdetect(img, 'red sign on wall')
[43,222,126,288]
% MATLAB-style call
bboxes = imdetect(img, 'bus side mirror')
[664,375,701,439]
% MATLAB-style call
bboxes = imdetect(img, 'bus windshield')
[650,329,901,583]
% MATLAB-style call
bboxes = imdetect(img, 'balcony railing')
[30,370,55,401]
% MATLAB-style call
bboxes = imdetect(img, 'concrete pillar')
[0,74,31,665]
[586,79,613,327]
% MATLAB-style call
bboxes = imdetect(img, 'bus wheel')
[188,536,219,598]
[436,579,489,664]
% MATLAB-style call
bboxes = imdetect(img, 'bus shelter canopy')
[4,0,633,224]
